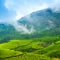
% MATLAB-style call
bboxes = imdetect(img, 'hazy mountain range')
[0,8,60,43]
[18,8,60,33]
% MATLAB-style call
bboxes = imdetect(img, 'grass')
[0,36,60,60]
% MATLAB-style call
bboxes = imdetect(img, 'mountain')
[0,8,60,43]
[0,23,17,43]
[0,8,60,60]
[18,8,60,33]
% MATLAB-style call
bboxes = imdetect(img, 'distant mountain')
[0,23,15,32]
[0,23,26,43]
[0,8,60,43]
[18,8,60,33]
[0,23,17,43]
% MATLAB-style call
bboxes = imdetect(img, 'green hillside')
[42,41,60,58]
[0,36,60,60]
[0,8,60,60]
[0,40,51,60]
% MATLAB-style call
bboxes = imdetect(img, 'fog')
[0,0,60,33]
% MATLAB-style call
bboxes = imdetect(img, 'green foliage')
[0,36,60,60]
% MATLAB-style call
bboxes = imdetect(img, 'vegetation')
[0,36,60,60]
[0,8,60,60]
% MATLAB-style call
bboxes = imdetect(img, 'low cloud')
[4,0,60,21]
[2,0,60,33]
[13,21,35,34]
[4,0,49,20]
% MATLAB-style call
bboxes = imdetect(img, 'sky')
[0,0,60,23]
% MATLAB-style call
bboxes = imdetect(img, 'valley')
[0,8,60,60]
[0,36,60,60]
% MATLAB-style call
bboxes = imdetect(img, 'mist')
[0,0,60,33]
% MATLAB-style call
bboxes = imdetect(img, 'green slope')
[37,41,60,58]
[0,47,23,60]
[0,43,50,60]
[0,36,60,60]
[0,40,43,53]
[0,52,51,60]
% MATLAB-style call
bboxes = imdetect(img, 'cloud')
[13,21,35,34]
[4,0,60,21]
[2,0,60,21]
[4,0,49,20]
[2,0,60,33]
[48,0,60,12]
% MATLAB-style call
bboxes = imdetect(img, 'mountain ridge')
[0,8,60,43]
